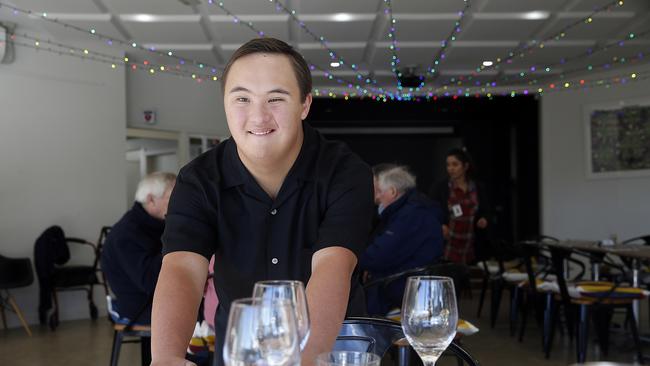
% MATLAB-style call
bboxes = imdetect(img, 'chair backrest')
[0,255,34,289]
[375,263,470,302]
[622,235,650,245]
[335,317,480,365]
[95,226,112,296]
[335,317,404,356]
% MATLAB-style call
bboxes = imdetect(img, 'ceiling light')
[482,60,493,67]
[330,62,340,68]
[132,14,156,22]
[332,13,353,22]
[522,11,550,20]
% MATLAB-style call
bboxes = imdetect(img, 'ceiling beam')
[195,2,226,65]
[431,0,491,85]
[362,0,389,74]
[92,0,132,42]
[286,0,300,48]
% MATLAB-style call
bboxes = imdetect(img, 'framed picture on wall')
[584,97,650,179]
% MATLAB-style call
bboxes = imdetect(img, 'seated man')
[360,164,444,316]
[101,171,176,324]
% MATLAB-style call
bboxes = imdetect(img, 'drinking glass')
[401,276,458,366]
[315,351,381,366]
[253,280,310,351]
[223,297,300,366]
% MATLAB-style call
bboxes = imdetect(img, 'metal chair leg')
[490,279,504,328]
[543,295,556,358]
[510,286,521,337]
[628,304,645,364]
[140,336,151,366]
[518,291,529,342]
[396,343,411,366]
[477,274,488,318]
[1,297,7,330]
[577,304,590,364]
[110,330,123,366]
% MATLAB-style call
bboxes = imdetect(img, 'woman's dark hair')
[446,147,476,180]
[221,38,312,102]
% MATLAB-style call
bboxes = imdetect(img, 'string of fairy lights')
[6,32,218,81]
[427,0,629,94]
[0,1,219,76]
[0,1,218,82]
[500,28,650,87]
[266,0,377,87]
[472,0,627,87]
[210,0,394,99]
[383,0,472,91]
[2,0,649,100]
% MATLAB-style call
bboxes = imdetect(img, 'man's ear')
[389,186,398,198]
[145,193,155,206]
[300,93,312,120]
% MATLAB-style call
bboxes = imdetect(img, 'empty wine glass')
[401,276,458,366]
[253,280,310,351]
[315,351,381,366]
[223,297,300,366]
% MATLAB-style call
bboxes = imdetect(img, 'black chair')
[34,225,110,330]
[336,317,480,366]
[480,239,529,330]
[363,262,470,307]
[0,254,34,336]
[545,245,644,363]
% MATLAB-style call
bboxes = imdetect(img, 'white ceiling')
[2,0,650,93]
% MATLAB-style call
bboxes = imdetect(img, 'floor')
[1,291,647,366]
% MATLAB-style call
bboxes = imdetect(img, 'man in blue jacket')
[360,164,444,315]
[101,172,176,324]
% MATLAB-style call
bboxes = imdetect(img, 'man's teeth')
[250,130,273,135]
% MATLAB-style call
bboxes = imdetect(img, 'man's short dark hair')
[221,38,312,102]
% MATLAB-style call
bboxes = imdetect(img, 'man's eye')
[236,97,249,103]
[269,98,283,103]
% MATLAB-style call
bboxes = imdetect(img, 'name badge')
[451,204,463,218]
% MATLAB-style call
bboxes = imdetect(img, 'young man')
[151,38,374,366]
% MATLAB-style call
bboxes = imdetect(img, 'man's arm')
[302,246,357,366]
[151,251,208,366]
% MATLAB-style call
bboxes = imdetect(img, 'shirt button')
[270,209,278,215]
[271,257,279,265]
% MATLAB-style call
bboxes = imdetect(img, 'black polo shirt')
[161,122,374,359]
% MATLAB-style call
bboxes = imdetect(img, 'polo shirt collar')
[220,122,319,191]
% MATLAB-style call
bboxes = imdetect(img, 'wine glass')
[253,280,310,351]
[315,351,381,366]
[401,276,458,366]
[223,297,300,366]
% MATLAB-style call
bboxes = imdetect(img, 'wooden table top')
[521,240,650,261]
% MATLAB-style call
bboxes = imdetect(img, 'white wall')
[0,44,126,327]
[541,70,650,241]
[127,68,229,137]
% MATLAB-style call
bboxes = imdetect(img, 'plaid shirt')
[444,181,479,264]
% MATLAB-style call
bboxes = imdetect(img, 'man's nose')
[249,101,272,123]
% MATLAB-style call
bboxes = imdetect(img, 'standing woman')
[429,148,491,264]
